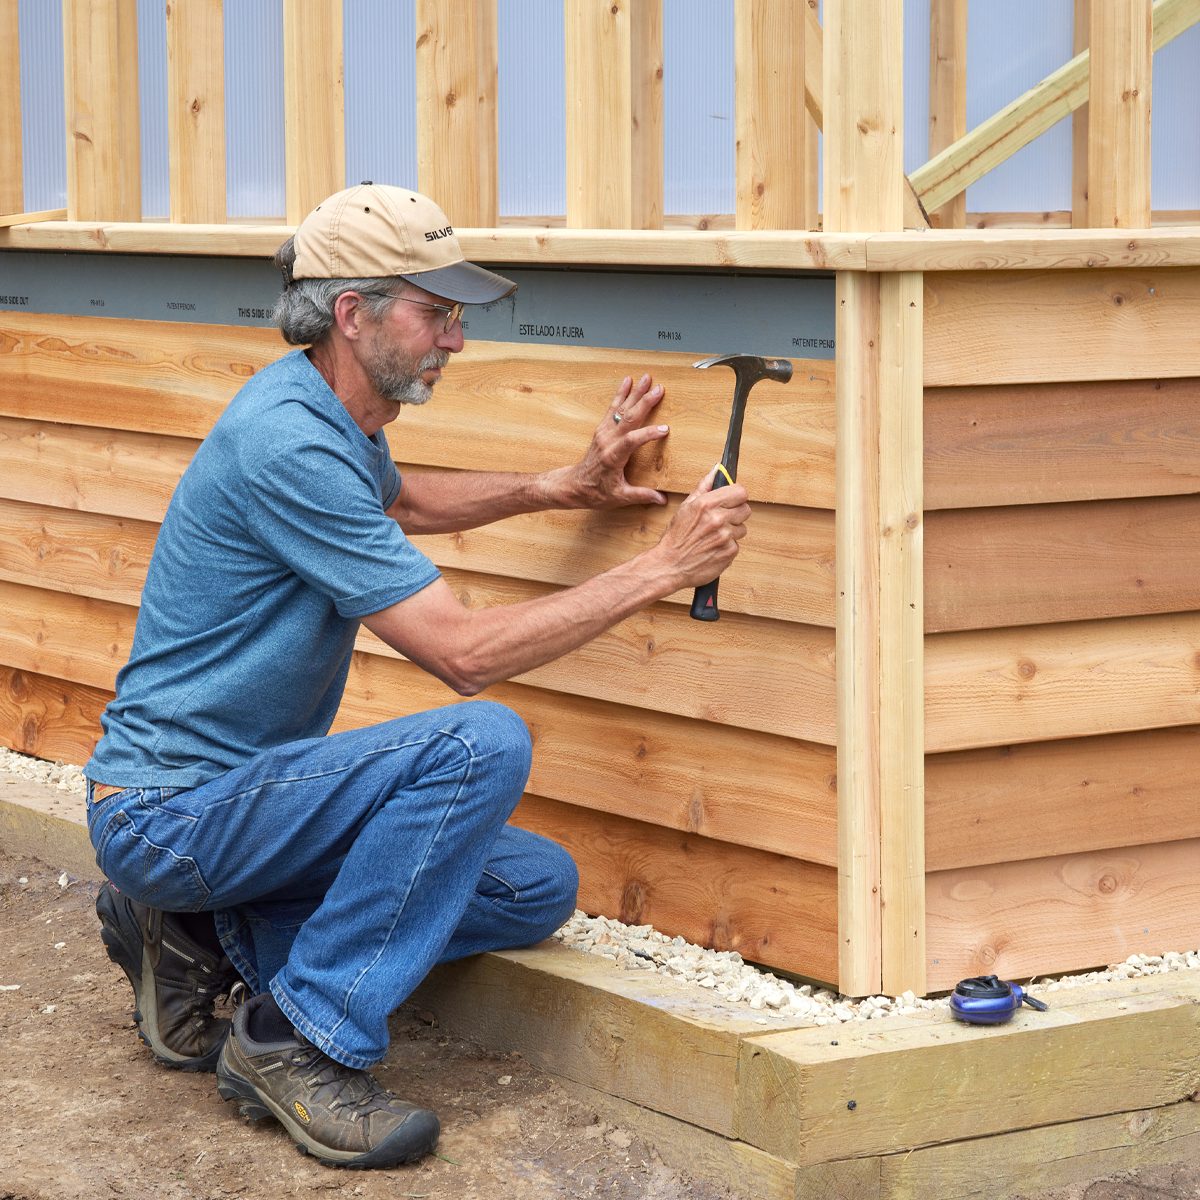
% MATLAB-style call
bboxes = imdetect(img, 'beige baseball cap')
[291,182,516,303]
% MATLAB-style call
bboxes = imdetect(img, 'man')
[84,183,751,1169]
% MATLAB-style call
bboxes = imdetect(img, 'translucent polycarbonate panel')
[1152,23,1200,212]
[224,0,285,219]
[965,0,1074,214]
[344,0,418,191]
[138,0,168,219]
[18,0,66,211]
[663,0,734,216]
[498,0,565,216]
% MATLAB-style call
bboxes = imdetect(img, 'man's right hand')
[653,465,752,590]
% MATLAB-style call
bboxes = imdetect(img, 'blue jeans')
[86,701,579,1069]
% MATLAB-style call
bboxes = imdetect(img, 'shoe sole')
[96,885,225,1073]
[216,1061,440,1169]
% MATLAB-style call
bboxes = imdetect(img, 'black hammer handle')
[690,466,732,621]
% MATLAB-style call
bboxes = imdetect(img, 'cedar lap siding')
[4,0,1200,997]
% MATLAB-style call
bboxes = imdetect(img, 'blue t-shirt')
[86,349,440,788]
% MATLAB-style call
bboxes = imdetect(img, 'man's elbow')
[440,649,493,697]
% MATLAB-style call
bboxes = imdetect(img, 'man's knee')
[453,700,532,788]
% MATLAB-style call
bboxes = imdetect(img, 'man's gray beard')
[367,347,449,406]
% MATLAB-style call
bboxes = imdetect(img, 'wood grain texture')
[63,0,141,221]
[361,567,837,743]
[0,426,835,625]
[0,666,107,764]
[415,0,498,225]
[1089,0,1153,229]
[0,0,20,215]
[928,0,967,229]
[910,0,1197,217]
[925,838,1200,988]
[283,0,345,225]
[565,0,663,230]
[925,377,1200,510]
[512,794,839,983]
[822,0,904,233]
[0,316,837,509]
[834,273,883,996]
[412,942,819,1143]
[0,417,196,523]
[926,611,1200,752]
[166,0,226,224]
[926,725,1200,871]
[0,574,839,844]
[924,268,1200,386]
[338,653,838,865]
[1072,0,1091,227]
[739,971,1200,1163]
[925,495,1200,631]
[877,272,925,995]
[734,0,808,231]
[880,1101,1200,1200]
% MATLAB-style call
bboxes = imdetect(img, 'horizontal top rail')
[3,221,1200,273]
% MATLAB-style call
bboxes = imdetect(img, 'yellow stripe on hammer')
[715,464,734,487]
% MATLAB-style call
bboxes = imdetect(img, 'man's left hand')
[560,373,669,509]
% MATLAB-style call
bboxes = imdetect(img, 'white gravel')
[3,746,1197,1025]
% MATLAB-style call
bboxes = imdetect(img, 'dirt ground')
[3,848,1198,1200]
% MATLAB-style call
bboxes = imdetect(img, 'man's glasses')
[390,294,464,333]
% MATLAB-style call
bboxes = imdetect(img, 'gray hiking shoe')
[216,997,440,1169]
[96,880,237,1071]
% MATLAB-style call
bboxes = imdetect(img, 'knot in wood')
[1097,873,1118,895]
[1016,657,1036,680]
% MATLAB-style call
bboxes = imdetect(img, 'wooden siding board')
[925,269,1200,386]
[0,426,832,626]
[926,726,1200,872]
[0,317,838,510]
[925,495,1200,632]
[925,838,1200,989]
[924,377,1200,510]
[926,611,1200,752]
[513,794,839,982]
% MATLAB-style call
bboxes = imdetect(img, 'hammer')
[690,353,793,622]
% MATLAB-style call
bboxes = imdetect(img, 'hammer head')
[693,353,793,386]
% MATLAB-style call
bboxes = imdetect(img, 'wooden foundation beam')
[167,0,226,224]
[734,0,808,231]
[565,0,663,230]
[1089,0,1153,228]
[63,0,141,221]
[283,0,345,225]
[416,0,498,225]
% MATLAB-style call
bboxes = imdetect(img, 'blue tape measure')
[949,975,1050,1025]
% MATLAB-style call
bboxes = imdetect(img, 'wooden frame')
[3,0,1200,1005]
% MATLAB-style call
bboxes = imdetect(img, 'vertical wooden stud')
[284,0,345,225]
[167,0,226,224]
[835,271,927,1000]
[734,0,807,230]
[416,0,498,226]
[822,0,904,232]
[835,272,884,998]
[928,0,967,228]
[1072,0,1090,226]
[564,0,663,229]
[0,0,21,215]
[1088,0,1152,228]
[63,0,141,221]
[878,271,925,997]
[805,112,819,230]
